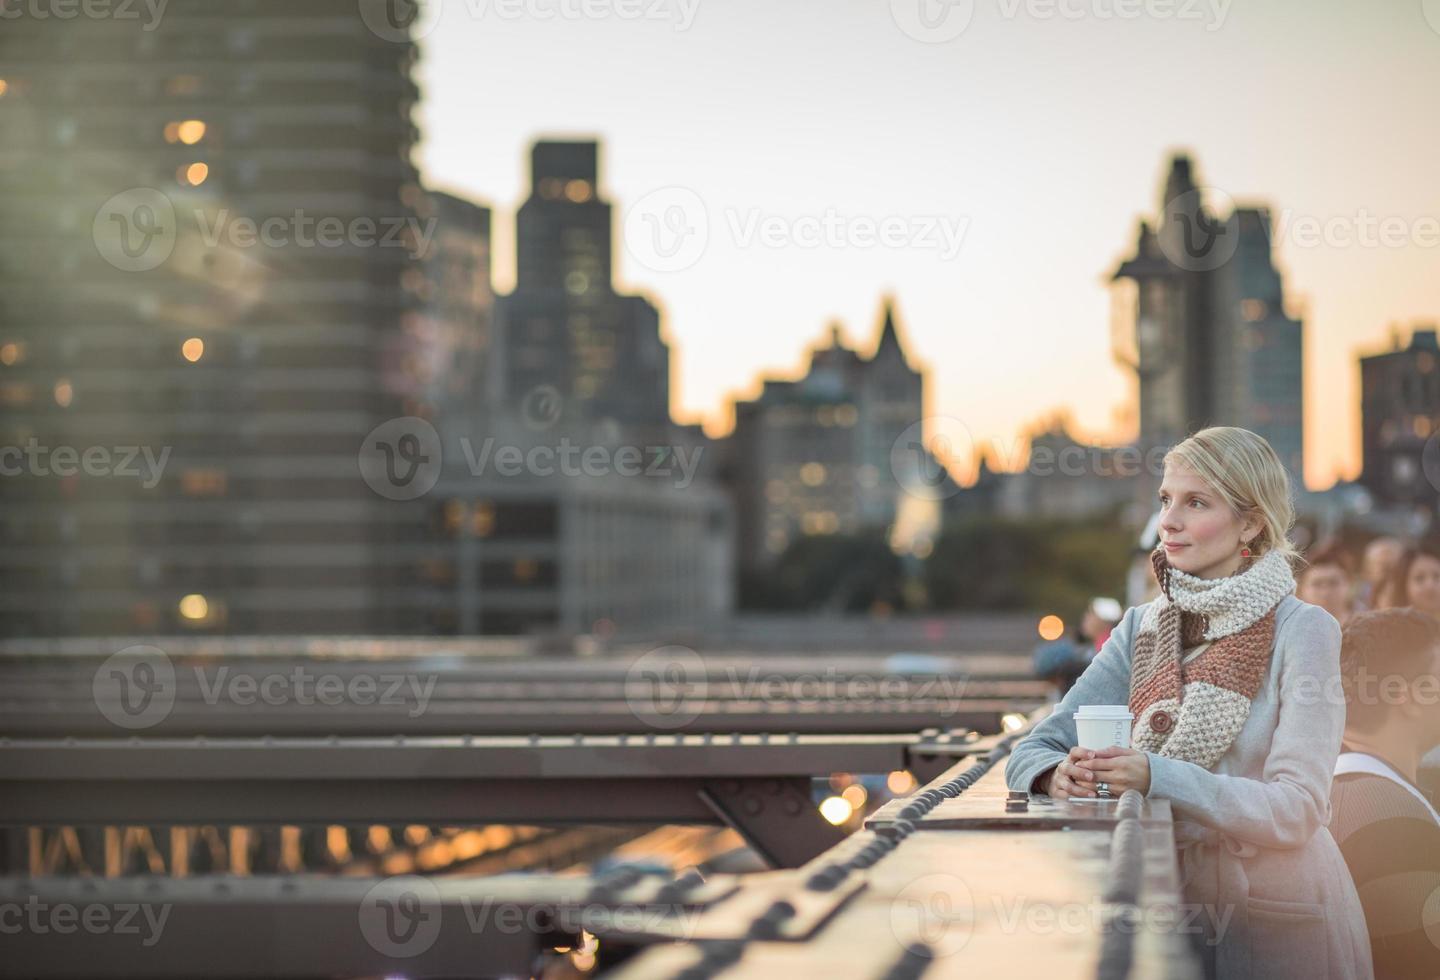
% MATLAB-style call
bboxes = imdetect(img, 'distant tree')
[740,531,907,613]
[924,516,1131,612]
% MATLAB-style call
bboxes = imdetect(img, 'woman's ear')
[1240,510,1264,546]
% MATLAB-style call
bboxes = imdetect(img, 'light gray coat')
[1006,594,1373,980]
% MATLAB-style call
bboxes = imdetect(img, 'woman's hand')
[1083,746,1152,796]
[1043,746,1103,800]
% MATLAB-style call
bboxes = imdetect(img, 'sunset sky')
[416,0,1440,490]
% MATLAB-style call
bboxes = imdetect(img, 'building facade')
[1111,155,1305,494]
[0,1,428,635]
[1359,327,1440,514]
[727,301,924,571]
[495,141,670,438]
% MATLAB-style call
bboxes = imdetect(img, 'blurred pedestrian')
[1297,542,1358,627]
[1330,608,1440,980]
[1382,540,1440,619]
[1358,536,1406,611]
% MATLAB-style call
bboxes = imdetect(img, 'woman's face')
[1406,555,1440,616]
[1157,463,1259,580]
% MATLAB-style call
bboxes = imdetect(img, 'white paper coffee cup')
[1073,704,1134,751]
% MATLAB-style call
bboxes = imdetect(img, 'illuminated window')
[178,594,209,620]
[471,501,495,537]
[180,469,227,497]
[176,119,206,145]
[164,75,202,96]
[800,462,827,486]
[0,383,33,407]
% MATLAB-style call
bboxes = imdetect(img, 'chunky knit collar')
[1150,545,1296,641]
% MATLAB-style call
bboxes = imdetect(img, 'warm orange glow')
[0,80,9,98]
[0,342,21,366]
[818,796,853,825]
[178,594,210,621]
[53,380,73,408]
[1038,614,1065,641]
[177,119,206,145]
[182,337,205,362]
[179,162,209,186]
[886,770,917,795]
[841,783,868,809]
[565,179,593,203]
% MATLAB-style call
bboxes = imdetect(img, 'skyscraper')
[497,140,670,436]
[1359,327,1440,514]
[727,299,924,572]
[0,2,426,635]
[1111,155,1305,488]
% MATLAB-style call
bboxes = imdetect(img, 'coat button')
[1149,710,1173,734]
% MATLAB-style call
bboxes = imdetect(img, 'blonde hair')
[1164,426,1299,565]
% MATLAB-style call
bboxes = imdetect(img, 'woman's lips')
[1163,542,1188,551]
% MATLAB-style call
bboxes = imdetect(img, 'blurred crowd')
[1034,535,1440,701]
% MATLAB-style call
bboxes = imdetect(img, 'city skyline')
[416,0,1440,490]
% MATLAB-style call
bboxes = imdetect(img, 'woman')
[1005,426,1372,980]
[1381,539,1440,619]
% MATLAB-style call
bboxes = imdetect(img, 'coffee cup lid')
[1073,704,1133,718]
